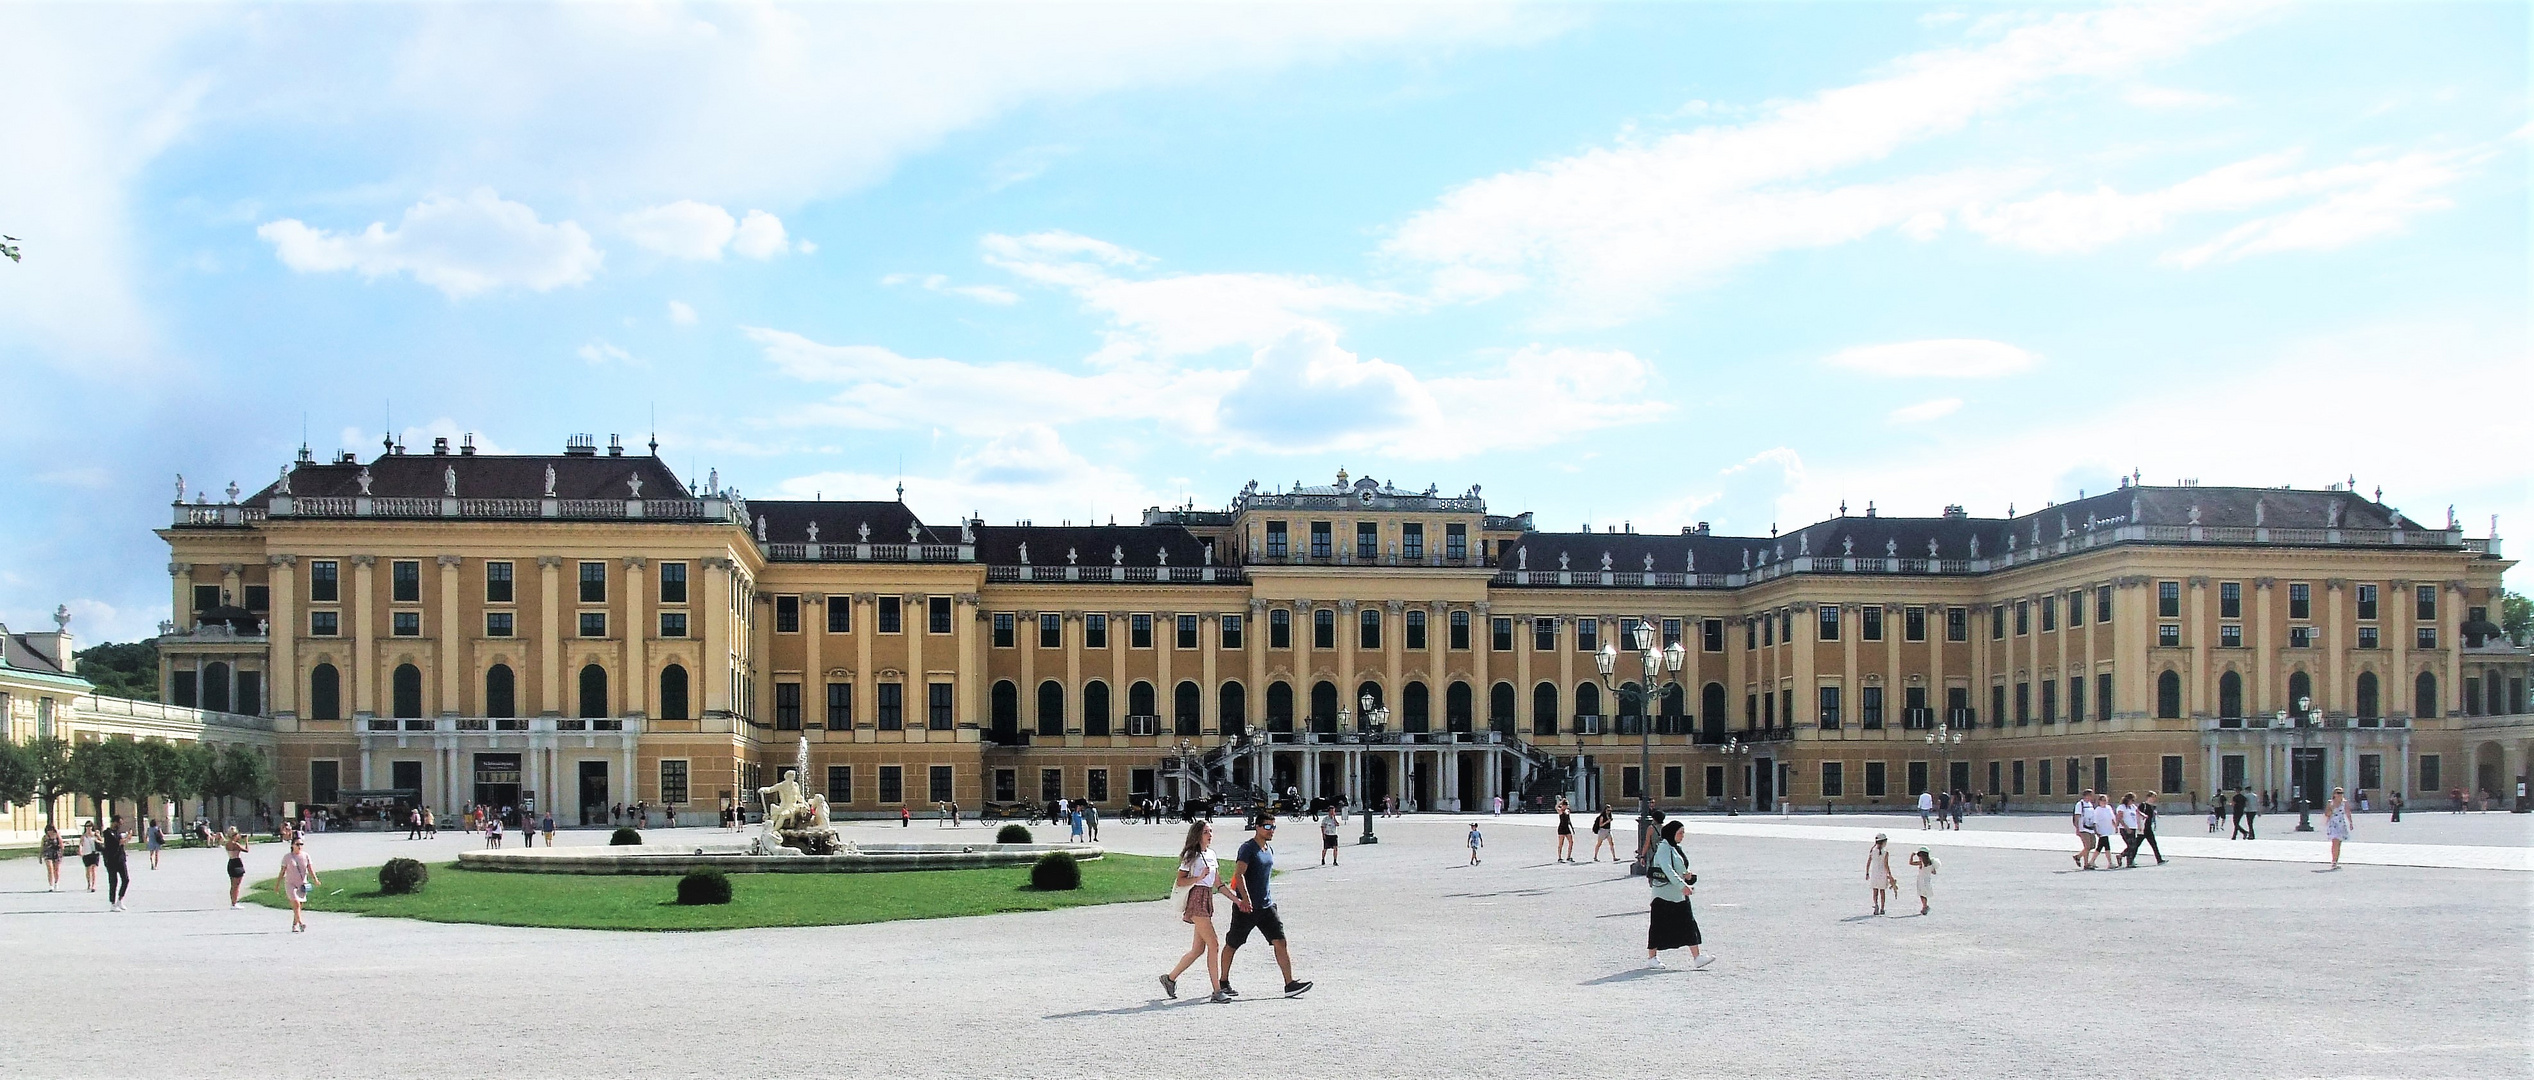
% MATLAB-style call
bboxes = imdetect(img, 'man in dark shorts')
[1221,815,1312,999]
[1318,806,1340,866]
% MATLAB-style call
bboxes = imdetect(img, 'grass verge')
[246,853,1193,931]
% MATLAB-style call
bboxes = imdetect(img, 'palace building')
[154,433,2532,824]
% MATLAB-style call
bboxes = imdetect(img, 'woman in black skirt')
[1644,820,1710,969]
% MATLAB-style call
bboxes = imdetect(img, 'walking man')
[100,817,132,911]
[2231,789,2255,840]
[1220,815,1312,1000]
[1318,804,1341,866]
[1918,788,1935,830]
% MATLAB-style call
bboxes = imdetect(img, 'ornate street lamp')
[2292,696,2320,832]
[1925,728,1964,804]
[1358,691,1389,844]
[1596,620,1687,876]
[1712,736,1752,814]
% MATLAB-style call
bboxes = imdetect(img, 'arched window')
[1575,681,1603,721]
[308,663,341,721]
[1266,681,1295,733]
[2356,671,2380,719]
[1533,682,1559,736]
[202,662,232,714]
[1083,681,1112,737]
[577,664,608,719]
[1173,681,1202,737]
[393,663,423,718]
[1488,682,1516,733]
[2287,670,2313,712]
[1445,682,1473,733]
[1616,681,1643,734]
[2154,670,2182,719]
[991,680,1019,741]
[1357,681,1384,710]
[1310,681,1338,733]
[654,664,686,721]
[487,664,518,719]
[1218,682,1246,735]
[1401,681,1430,733]
[1701,682,1728,739]
[1037,680,1066,737]
[1661,684,1686,735]
[1129,680,1157,719]
[2217,671,2243,720]
[2415,671,2438,719]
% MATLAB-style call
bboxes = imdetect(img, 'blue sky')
[3,2,2525,643]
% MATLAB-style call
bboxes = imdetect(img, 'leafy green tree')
[203,744,271,829]
[74,641,160,702]
[0,739,34,811]
[71,737,150,827]
[141,740,201,828]
[2503,590,2531,647]
[24,736,71,827]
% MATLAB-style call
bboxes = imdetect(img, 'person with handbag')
[1644,820,1709,969]
[278,835,320,933]
[1159,821,1228,1003]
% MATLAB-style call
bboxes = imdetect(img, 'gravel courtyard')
[3,811,2525,1079]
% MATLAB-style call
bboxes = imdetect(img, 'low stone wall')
[457,841,1105,875]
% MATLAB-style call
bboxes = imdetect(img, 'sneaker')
[1645,956,1663,969]
[1283,980,1313,998]
[1692,955,1714,970]
[1208,990,1230,1004]
[1218,982,1239,997]
[1159,974,1177,999]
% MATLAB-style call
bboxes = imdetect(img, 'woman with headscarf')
[1644,820,1708,969]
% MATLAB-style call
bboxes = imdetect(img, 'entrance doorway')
[1949,760,1972,795]
[472,753,521,816]
[1753,757,1775,810]
[578,760,610,825]
[2291,748,2327,810]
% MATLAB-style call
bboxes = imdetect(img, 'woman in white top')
[2323,786,2354,869]
[1864,834,1896,915]
[1160,821,1230,1003]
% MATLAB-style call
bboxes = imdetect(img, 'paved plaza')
[2,811,2527,1079]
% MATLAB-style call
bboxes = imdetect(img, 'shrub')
[677,868,733,905]
[1030,851,1081,891]
[610,827,642,846]
[378,857,429,895]
[996,824,1033,844]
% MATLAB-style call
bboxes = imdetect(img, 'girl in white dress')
[2323,787,2354,869]
[1864,835,1896,915]
[1910,849,1938,915]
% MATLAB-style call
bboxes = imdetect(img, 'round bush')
[377,857,429,895]
[610,827,642,846]
[676,868,733,905]
[1030,850,1081,891]
[996,824,1033,844]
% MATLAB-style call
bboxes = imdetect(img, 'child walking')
[1865,834,1896,915]
[1909,848,1938,915]
[1466,822,1484,865]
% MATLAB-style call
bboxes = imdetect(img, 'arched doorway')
[1310,682,1338,734]
[1489,682,1515,735]
[1036,680,1065,737]
[990,680,1019,742]
[1401,682,1430,734]
[1701,682,1727,741]
[1266,681,1294,734]
[1446,682,1473,734]
[394,663,424,719]
[576,664,607,719]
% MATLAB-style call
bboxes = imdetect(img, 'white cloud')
[983,230,1420,358]
[775,425,1163,526]
[1827,339,2037,378]
[577,340,644,367]
[257,189,602,297]
[2123,84,2234,109]
[731,209,793,259]
[881,273,1020,306]
[1889,397,1965,424]
[1964,146,2487,258]
[666,299,698,325]
[620,200,736,260]
[1384,5,2261,322]
[2160,148,2485,267]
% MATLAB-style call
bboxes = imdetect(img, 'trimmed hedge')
[378,857,429,895]
[610,827,642,846]
[676,868,733,905]
[1029,851,1081,891]
[996,824,1033,844]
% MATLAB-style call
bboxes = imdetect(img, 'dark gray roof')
[0,627,74,676]
[749,500,954,546]
[249,452,690,505]
[973,525,1215,568]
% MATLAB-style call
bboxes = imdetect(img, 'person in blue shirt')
[1220,814,1312,999]
[1467,822,1484,865]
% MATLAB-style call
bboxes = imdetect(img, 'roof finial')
[895,480,905,502]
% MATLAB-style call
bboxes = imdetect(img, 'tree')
[24,736,71,828]
[141,740,201,828]
[0,739,34,811]
[203,744,270,829]
[2504,590,2531,648]
[71,737,149,828]
[74,641,160,702]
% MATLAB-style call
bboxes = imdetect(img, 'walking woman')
[1644,820,1709,969]
[1865,834,1897,915]
[1160,820,1229,1003]
[1554,798,1577,864]
[2324,786,2355,869]
[1590,805,1618,863]
[78,821,101,892]
[39,823,63,890]
[145,819,165,870]
[278,835,320,932]
[220,827,251,909]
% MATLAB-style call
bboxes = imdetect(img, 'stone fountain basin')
[457,842,1104,875]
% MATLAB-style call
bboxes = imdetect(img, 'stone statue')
[174,474,186,502]
[2032,520,2041,545]
[1885,538,1897,557]
[961,519,975,543]
[909,521,922,542]
[1842,536,1853,556]
[1067,547,1079,565]
[706,468,719,494]
[1599,552,1611,571]
[1686,550,1695,573]
[2061,513,2071,538]
[1741,549,1751,571]
[751,768,841,856]
[356,467,373,495]
[1558,551,1571,571]
[2253,499,2265,527]
[1204,544,1214,566]
[1969,535,1980,558]
[755,515,768,542]
[1157,547,1169,566]
[55,604,72,630]
[758,769,805,822]
[628,474,643,498]
[443,465,457,497]
[1018,542,1030,565]
[859,521,872,542]
[2327,501,2342,528]
[1926,538,1937,558]
[277,465,291,495]
[1799,534,1809,557]
[544,465,558,497]
[807,521,820,543]
[2187,504,2201,525]
[1643,553,1654,571]
[1517,548,1527,570]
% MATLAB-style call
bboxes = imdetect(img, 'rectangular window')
[2220,625,2242,648]
[580,561,607,603]
[1762,692,1774,727]
[2096,673,2113,721]
[1660,618,1682,649]
[878,596,902,634]
[656,759,689,806]
[486,561,514,603]
[2288,582,2310,620]
[2419,754,2441,793]
[1450,611,1471,650]
[2097,584,2113,623]
[2356,584,2378,620]
[2007,759,2025,796]
[1445,523,1468,560]
[1820,761,1845,798]
[2039,596,2056,633]
[1176,614,1200,650]
[1535,617,1558,652]
[2159,624,2181,648]
[1817,685,1841,728]
[1992,604,2007,640]
[2068,677,2085,723]
[826,600,850,634]
[1864,761,1888,799]
[2164,755,2189,796]
[825,682,851,729]
[658,561,687,604]
[1622,767,1642,800]
[878,766,904,804]
[1310,522,1332,559]
[2038,757,2052,796]
[578,612,607,638]
[2067,758,2083,795]
[1763,615,1774,647]
[1907,761,1929,797]
[1493,617,1515,652]
[1131,614,1155,649]
[1041,768,1064,803]
[1265,521,1288,558]
[309,760,341,806]
[1860,606,1883,642]
[1946,607,1968,642]
[1991,685,2007,729]
[2218,581,2242,619]
[2015,682,2030,725]
[1703,618,1725,652]
[2416,585,2437,622]
[823,765,849,806]
[659,611,687,638]
[929,766,954,805]
[1085,613,1109,649]
[1576,618,1598,653]
[1088,768,1110,803]
[1314,609,1335,649]
[310,610,339,637]
[193,583,221,613]
[877,683,903,730]
[2416,627,2438,650]
[1704,765,1725,798]
[1040,613,1063,649]
[1356,521,1378,560]
[1904,606,1926,642]
[1818,606,1841,641]
[485,612,514,638]
[2014,600,2029,636]
[1404,610,1427,650]
[1222,614,1244,650]
[1664,765,1684,800]
[309,560,339,602]
[2289,626,2312,648]
[2158,581,2181,618]
[992,613,1015,648]
[2358,626,2379,649]
[775,595,800,633]
[929,683,954,730]
[774,682,802,730]
[2065,590,2081,628]
[2040,679,2056,722]
[929,596,952,634]
[1861,686,1884,729]
[1270,610,1291,649]
[2092,757,2108,794]
[391,560,421,603]
[1360,610,1382,650]
[1402,523,1425,560]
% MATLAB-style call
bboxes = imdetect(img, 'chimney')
[461,433,477,456]
[432,437,450,455]
[21,605,74,672]
[608,434,625,457]
[565,434,597,457]
[1942,505,1968,520]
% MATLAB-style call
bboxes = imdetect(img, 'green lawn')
[246,854,1200,931]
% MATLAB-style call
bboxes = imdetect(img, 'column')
[803,594,824,731]
[1424,601,1444,730]
[169,561,193,629]
[1471,602,1493,730]
[1384,601,1404,729]
[2444,583,2464,722]
[352,555,377,718]
[1337,600,1358,728]
[1200,612,1220,735]
[2253,578,2275,712]
[1154,610,1173,738]
[1302,751,1318,802]
[1019,607,1038,739]
[623,734,638,804]
[854,594,876,730]
[1063,609,1081,738]
[1245,601,1268,734]
[957,593,981,734]
[1840,604,1858,738]
[1109,610,1127,733]
[2390,579,2410,718]
[2324,579,2347,714]
[268,555,298,716]
[624,558,648,716]
[1294,602,1315,728]
[539,556,565,715]
[2187,577,2209,718]
[438,555,464,716]
[1515,610,1535,734]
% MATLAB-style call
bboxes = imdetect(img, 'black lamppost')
[1712,736,1752,814]
[2291,696,2319,832]
[1357,693,1388,844]
[1926,728,1963,800]
[1596,621,1687,877]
